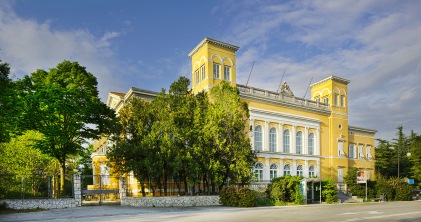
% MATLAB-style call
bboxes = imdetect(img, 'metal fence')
[0,174,74,199]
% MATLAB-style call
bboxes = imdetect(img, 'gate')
[81,175,120,206]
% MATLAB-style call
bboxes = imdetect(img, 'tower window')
[224,66,230,81]
[341,95,345,107]
[334,94,339,106]
[213,63,220,79]
[201,65,206,81]
[323,97,329,104]
[195,70,199,85]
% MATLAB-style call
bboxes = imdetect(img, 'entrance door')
[338,168,344,183]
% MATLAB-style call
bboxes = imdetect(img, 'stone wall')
[121,196,220,207]
[1,198,80,210]
[1,175,82,210]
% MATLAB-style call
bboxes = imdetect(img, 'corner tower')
[188,37,239,93]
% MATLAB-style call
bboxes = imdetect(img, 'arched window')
[309,165,315,177]
[270,163,278,180]
[254,125,262,151]
[297,165,303,177]
[283,129,290,153]
[269,127,277,152]
[254,162,264,181]
[308,133,314,155]
[284,163,291,176]
[296,131,302,154]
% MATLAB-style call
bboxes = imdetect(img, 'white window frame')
[297,165,303,177]
[296,131,302,154]
[254,162,264,182]
[201,65,205,81]
[213,63,220,79]
[348,144,355,159]
[366,146,372,159]
[284,163,291,176]
[224,66,230,81]
[338,141,344,157]
[334,93,339,106]
[270,163,278,180]
[340,95,345,107]
[358,145,364,159]
[308,133,314,155]
[254,125,263,151]
[269,127,277,152]
[195,69,199,85]
[323,97,329,104]
[309,165,315,177]
[283,129,290,153]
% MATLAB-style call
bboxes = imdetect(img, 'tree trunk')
[60,161,66,195]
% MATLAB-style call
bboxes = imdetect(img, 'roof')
[349,125,377,134]
[310,75,351,87]
[188,37,240,57]
[110,91,126,97]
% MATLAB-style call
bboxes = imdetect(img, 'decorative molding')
[188,37,240,57]
[310,75,351,88]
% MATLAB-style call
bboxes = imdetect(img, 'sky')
[1,0,420,142]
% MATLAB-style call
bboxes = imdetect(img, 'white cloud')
[222,0,421,140]
[0,3,125,100]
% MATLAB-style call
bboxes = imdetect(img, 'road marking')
[338,211,382,216]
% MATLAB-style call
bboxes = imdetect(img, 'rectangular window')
[201,65,205,81]
[213,63,220,79]
[348,144,355,159]
[323,97,329,104]
[224,66,230,81]
[366,146,372,159]
[315,98,320,103]
[334,94,339,106]
[358,145,364,159]
[341,95,345,107]
[338,141,344,156]
[195,70,199,85]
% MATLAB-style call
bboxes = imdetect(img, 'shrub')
[219,186,238,206]
[268,176,304,205]
[237,187,257,207]
[219,186,256,207]
[322,178,338,203]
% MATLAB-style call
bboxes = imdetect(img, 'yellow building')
[92,37,376,191]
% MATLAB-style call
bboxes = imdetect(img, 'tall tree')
[392,126,412,178]
[409,135,421,182]
[375,139,397,177]
[205,82,255,189]
[0,58,15,142]
[17,61,117,190]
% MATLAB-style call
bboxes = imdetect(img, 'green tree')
[0,58,16,143]
[375,139,397,177]
[16,61,117,190]
[205,82,254,189]
[393,126,412,178]
[409,135,421,182]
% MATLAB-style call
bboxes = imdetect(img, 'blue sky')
[1,0,420,141]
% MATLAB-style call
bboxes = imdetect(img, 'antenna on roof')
[277,69,287,93]
[245,61,255,87]
[303,77,313,99]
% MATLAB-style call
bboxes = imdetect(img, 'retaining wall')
[121,196,220,207]
[1,175,82,210]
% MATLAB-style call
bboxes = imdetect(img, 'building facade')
[92,37,376,189]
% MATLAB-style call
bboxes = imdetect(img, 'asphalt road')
[1,201,421,222]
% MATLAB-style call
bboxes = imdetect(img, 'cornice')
[348,125,377,134]
[188,37,240,57]
[310,75,351,88]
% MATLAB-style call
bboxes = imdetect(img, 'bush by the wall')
[219,186,238,206]
[267,176,304,205]
[219,186,256,207]
[237,187,257,207]
[321,178,338,203]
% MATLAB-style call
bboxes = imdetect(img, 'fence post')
[120,177,127,200]
[73,174,82,207]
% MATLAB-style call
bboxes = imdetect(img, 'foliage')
[0,58,16,143]
[374,174,393,200]
[219,186,256,207]
[267,176,304,205]
[409,135,421,182]
[388,177,413,201]
[108,78,254,196]
[0,131,58,175]
[237,187,257,207]
[344,167,376,198]
[219,186,239,206]
[321,178,338,203]
[15,60,117,177]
